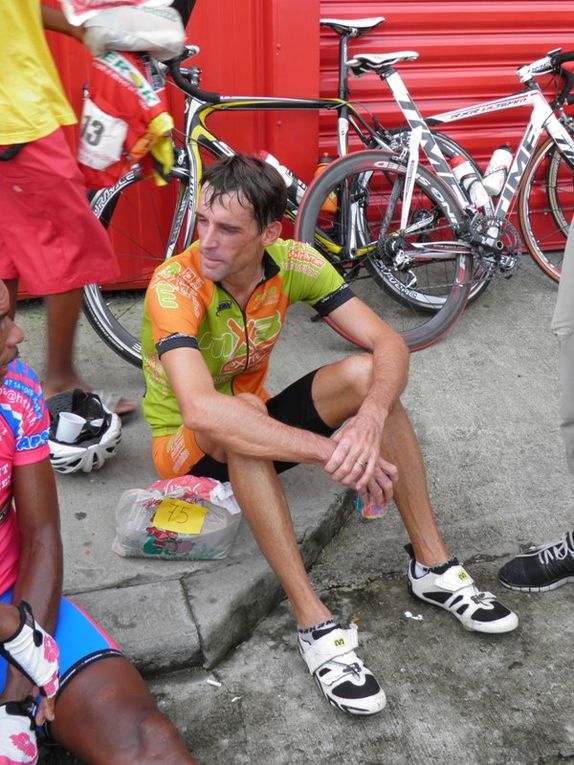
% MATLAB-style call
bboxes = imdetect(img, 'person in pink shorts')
[0,1,134,414]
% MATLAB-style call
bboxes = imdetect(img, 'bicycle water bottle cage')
[320,17,384,38]
[347,52,418,78]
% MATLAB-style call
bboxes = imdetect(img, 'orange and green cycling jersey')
[142,238,354,437]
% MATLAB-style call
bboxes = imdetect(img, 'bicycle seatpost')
[320,18,384,101]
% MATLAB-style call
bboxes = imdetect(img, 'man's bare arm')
[0,460,63,706]
[323,297,409,494]
[161,347,336,466]
[330,296,409,416]
[41,4,84,41]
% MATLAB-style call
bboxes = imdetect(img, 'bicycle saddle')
[347,51,419,75]
[320,17,384,37]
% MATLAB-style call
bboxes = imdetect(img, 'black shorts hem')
[189,368,335,481]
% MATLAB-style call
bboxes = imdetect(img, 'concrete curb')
[69,473,353,673]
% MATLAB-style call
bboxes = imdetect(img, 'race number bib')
[78,96,128,170]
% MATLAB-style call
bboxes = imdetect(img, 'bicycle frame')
[429,85,574,218]
[170,89,390,253]
[383,65,574,228]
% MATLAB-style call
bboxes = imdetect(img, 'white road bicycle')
[295,48,574,350]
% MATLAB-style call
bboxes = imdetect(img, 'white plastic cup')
[55,412,86,443]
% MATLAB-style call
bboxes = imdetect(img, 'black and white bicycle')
[295,48,574,350]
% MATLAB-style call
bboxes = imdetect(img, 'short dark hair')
[200,154,288,232]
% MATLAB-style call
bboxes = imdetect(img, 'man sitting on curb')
[499,219,574,591]
[142,154,518,717]
[0,279,196,764]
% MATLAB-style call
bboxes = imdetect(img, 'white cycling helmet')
[47,390,122,474]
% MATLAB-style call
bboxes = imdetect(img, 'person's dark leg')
[50,656,197,765]
[4,278,18,319]
[43,289,87,398]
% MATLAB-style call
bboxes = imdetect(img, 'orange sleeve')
[146,247,213,350]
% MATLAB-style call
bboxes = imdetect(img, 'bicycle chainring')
[468,214,521,278]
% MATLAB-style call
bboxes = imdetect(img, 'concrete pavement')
[17,253,574,763]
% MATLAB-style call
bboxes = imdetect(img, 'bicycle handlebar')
[549,51,574,107]
[551,51,574,107]
[167,56,221,104]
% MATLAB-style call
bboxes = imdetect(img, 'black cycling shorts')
[190,368,335,481]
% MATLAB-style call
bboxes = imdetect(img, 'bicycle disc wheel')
[294,150,472,351]
[84,169,190,367]
[518,137,574,282]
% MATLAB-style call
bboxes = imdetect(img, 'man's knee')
[108,709,192,765]
[338,353,375,399]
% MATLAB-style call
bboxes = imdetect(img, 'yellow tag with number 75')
[152,498,208,535]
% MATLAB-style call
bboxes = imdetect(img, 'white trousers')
[552,219,574,472]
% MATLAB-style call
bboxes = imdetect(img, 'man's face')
[196,187,278,284]
[0,281,24,385]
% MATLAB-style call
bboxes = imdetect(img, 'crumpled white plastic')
[60,0,172,26]
[81,5,185,61]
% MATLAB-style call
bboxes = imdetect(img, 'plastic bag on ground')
[112,475,242,561]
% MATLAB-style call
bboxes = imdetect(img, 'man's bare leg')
[312,354,449,566]
[3,281,87,395]
[227,450,331,628]
[226,425,386,716]
[312,354,518,634]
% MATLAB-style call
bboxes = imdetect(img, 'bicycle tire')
[294,150,472,351]
[518,136,574,282]
[83,169,190,368]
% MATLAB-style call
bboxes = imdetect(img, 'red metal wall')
[319,0,574,166]
[41,1,574,291]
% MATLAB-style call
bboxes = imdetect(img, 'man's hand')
[324,412,398,506]
[0,698,39,764]
[35,694,56,725]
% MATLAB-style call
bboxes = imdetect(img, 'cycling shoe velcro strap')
[315,655,366,688]
[302,624,359,676]
[432,565,475,593]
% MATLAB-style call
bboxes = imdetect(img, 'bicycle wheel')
[84,168,190,367]
[384,127,491,304]
[518,137,574,282]
[295,150,472,351]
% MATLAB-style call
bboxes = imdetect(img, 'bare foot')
[43,382,137,417]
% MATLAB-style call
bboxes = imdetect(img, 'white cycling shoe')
[298,623,386,715]
[406,546,518,634]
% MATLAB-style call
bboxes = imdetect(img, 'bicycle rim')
[518,137,574,282]
[295,150,472,351]
[84,170,189,367]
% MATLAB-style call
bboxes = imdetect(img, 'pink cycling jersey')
[0,359,50,594]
